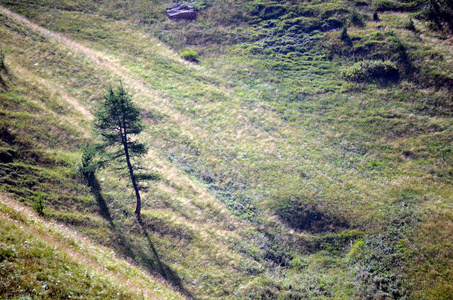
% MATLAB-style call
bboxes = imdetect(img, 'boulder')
[166,3,199,21]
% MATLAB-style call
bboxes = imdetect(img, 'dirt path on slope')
[0,6,200,138]
[0,2,245,246]
[0,4,342,214]
[0,7,97,121]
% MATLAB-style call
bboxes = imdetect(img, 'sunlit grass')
[0,195,183,299]
[0,0,452,298]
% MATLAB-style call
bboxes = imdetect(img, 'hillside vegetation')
[0,0,452,299]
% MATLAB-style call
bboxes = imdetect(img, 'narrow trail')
[14,63,93,120]
[0,194,179,299]
[7,62,93,138]
[0,5,203,142]
[0,3,246,243]
[0,4,356,214]
[0,6,122,117]
[0,6,123,76]
[0,5,284,168]
[0,4,343,211]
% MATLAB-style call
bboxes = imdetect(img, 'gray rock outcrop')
[166,3,199,21]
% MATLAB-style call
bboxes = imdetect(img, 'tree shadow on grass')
[85,174,194,299]
[136,215,194,299]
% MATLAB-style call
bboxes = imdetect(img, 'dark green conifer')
[94,83,146,216]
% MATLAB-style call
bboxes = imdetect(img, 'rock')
[166,3,199,21]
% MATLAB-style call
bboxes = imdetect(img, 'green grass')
[0,0,452,298]
[0,195,183,299]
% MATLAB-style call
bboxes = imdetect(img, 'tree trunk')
[121,129,142,216]
[125,143,142,216]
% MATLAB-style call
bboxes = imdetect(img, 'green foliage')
[0,48,5,70]
[426,0,453,30]
[325,17,344,30]
[180,49,199,62]
[373,0,416,12]
[94,84,145,156]
[405,18,416,31]
[342,60,399,82]
[373,0,402,12]
[211,189,259,221]
[134,172,162,181]
[349,8,365,27]
[349,227,412,299]
[373,10,380,21]
[79,144,103,183]
[340,26,351,43]
[32,193,46,216]
[94,84,146,215]
[346,239,364,261]
[270,198,348,233]
[311,230,363,254]
[249,2,288,20]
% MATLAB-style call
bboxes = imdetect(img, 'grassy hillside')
[0,0,452,299]
[0,195,183,299]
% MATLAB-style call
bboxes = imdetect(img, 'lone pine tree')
[94,84,146,216]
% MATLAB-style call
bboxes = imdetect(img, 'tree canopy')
[94,84,146,216]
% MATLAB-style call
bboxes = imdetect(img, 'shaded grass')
[0,195,183,299]
[0,217,133,299]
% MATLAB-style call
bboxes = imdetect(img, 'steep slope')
[0,6,260,299]
[1,0,452,299]
[0,195,182,299]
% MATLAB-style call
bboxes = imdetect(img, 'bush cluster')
[342,60,399,82]
[32,194,46,216]
[420,0,453,30]
[349,8,365,27]
[180,49,199,62]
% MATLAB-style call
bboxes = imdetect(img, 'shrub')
[324,17,344,30]
[180,49,199,62]
[321,30,352,59]
[373,0,401,12]
[349,8,365,27]
[418,0,453,30]
[373,10,380,21]
[340,26,350,42]
[32,194,46,216]
[0,49,5,70]
[79,145,103,185]
[342,60,399,82]
[405,18,416,31]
